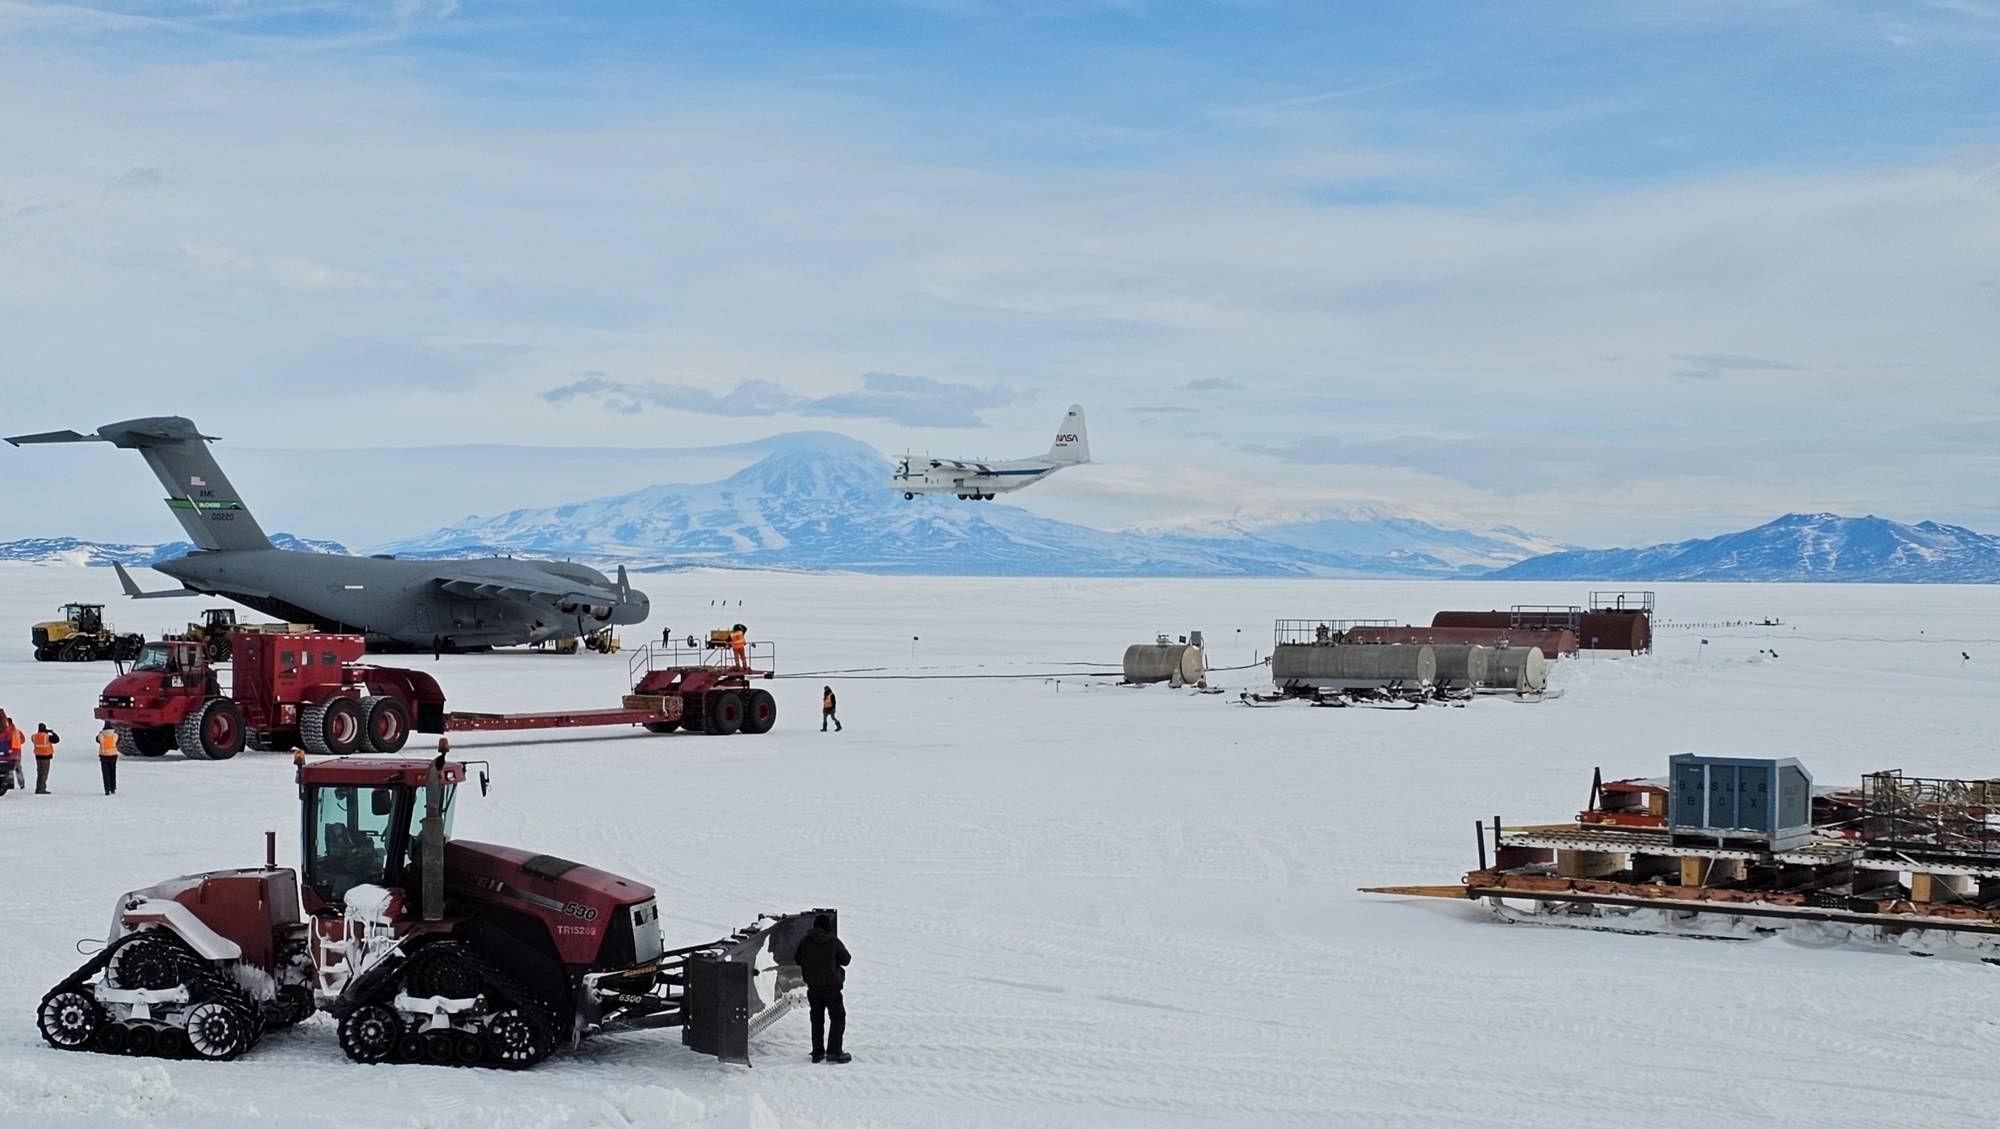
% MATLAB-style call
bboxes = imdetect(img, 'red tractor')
[38,755,826,1066]
[97,633,780,761]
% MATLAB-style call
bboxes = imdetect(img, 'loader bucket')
[679,909,829,1066]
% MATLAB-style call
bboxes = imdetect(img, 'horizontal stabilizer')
[113,562,200,599]
[4,429,104,447]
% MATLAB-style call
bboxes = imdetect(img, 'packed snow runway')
[3,564,1999,1128]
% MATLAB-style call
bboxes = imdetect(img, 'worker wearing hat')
[31,723,59,794]
[96,723,119,795]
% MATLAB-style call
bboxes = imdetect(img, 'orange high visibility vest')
[98,730,120,758]
[6,727,20,754]
[31,730,54,757]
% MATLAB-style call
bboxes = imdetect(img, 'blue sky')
[3,1,1998,546]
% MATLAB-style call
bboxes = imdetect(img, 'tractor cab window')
[307,784,406,904]
[132,644,175,673]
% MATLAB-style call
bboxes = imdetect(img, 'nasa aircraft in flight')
[891,405,1091,501]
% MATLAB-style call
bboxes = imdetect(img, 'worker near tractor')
[822,686,842,732]
[795,913,852,1063]
[96,723,119,795]
[731,623,748,669]
[0,711,22,794]
[31,723,60,794]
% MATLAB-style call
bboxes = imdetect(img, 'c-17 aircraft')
[5,417,649,652]
[891,404,1091,500]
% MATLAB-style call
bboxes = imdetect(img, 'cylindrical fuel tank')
[1485,646,1549,693]
[1427,644,1490,689]
[1346,624,1577,659]
[1123,642,1206,685]
[1576,611,1651,653]
[1431,611,1512,630]
[1271,643,1435,690]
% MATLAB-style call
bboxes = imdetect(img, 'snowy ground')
[3,563,1999,1129]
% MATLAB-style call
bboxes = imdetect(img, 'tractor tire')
[33,645,53,662]
[705,691,745,736]
[741,689,777,734]
[301,697,365,756]
[359,696,411,754]
[177,699,246,761]
[681,694,706,734]
[643,718,680,734]
[135,726,176,757]
[60,637,97,662]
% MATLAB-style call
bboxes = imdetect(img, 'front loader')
[38,756,825,1068]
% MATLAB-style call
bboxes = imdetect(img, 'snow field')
[2,564,1999,1128]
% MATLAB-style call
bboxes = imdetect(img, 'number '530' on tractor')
[37,755,829,1068]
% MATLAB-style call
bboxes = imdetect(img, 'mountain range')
[1,434,1993,582]
[375,435,1536,577]
[0,532,347,568]
[1491,513,2000,583]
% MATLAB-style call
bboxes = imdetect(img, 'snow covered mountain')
[1175,509,1567,573]
[1493,513,2000,582]
[378,436,1530,577]
[0,533,348,567]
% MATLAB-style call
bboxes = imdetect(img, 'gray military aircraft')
[5,416,649,651]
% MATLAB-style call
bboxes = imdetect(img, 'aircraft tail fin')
[7,417,274,553]
[1047,404,1090,465]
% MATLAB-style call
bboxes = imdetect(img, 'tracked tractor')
[38,755,825,1067]
[31,603,145,663]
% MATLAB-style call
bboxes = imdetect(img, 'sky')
[2,0,1998,549]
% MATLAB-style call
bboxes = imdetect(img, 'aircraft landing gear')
[905,492,914,500]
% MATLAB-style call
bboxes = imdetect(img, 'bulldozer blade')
[677,909,827,1066]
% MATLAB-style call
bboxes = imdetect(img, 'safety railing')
[1272,619,1398,646]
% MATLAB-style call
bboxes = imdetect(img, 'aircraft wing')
[432,563,630,608]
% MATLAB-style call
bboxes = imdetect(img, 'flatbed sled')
[1364,762,2000,962]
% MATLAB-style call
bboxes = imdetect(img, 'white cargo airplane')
[892,404,1091,500]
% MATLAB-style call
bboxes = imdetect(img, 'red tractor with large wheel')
[38,755,826,1067]
[97,632,783,761]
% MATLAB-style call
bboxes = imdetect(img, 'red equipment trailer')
[96,633,780,760]
[38,755,826,1067]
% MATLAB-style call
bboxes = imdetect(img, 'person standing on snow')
[821,686,842,732]
[31,723,60,794]
[96,724,119,795]
[0,713,22,794]
[794,913,852,1063]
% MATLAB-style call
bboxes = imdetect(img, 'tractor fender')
[118,899,244,962]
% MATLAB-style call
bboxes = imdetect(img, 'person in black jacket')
[793,913,851,1063]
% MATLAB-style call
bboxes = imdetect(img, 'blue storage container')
[1667,754,1813,850]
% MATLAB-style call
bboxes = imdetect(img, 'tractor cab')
[298,758,468,914]
[64,603,106,634]
[200,608,238,633]
[131,638,207,676]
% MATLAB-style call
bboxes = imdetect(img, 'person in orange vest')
[730,623,748,670]
[0,712,21,794]
[821,685,842,732]
[96,723,120,796]
[31,723,60,795]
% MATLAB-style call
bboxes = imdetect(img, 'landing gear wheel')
[904,492,914,500]
[643,718,680,734]
[301,696,365,756]
[177,697,245,761]
[359,696,411,754]
[338,1004,402,1064]
[705,691,744,736]
[485,1008,554,1069]
[37,989,103,1051]
[184,999,252,1060]
[741,689,776,734]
